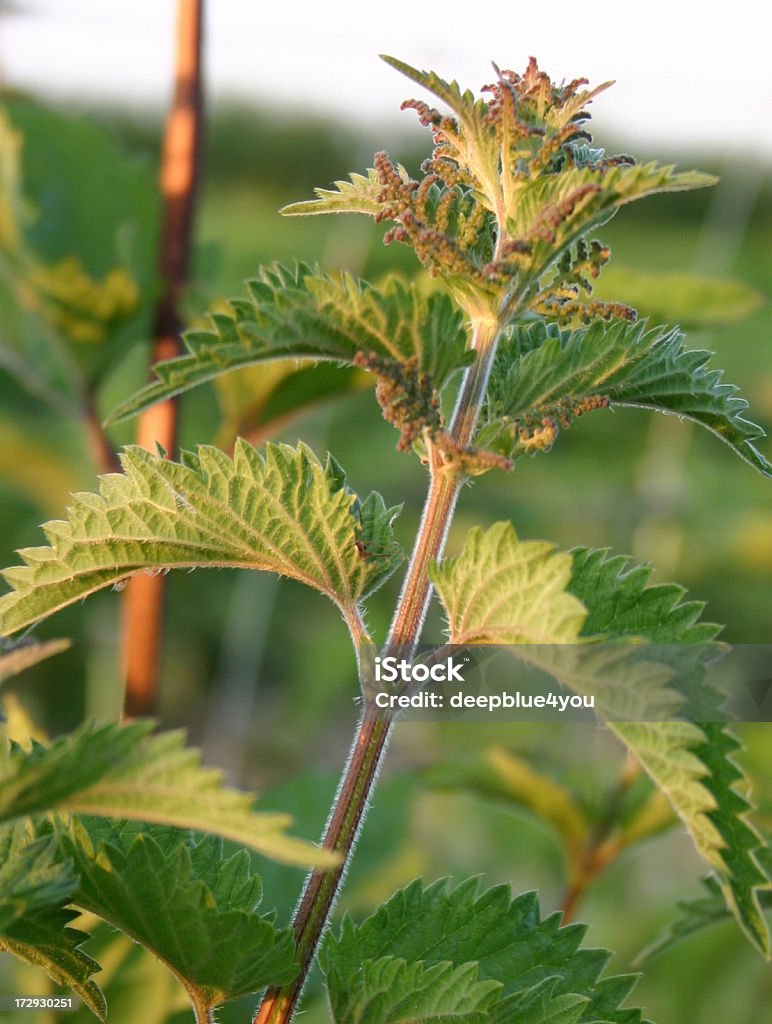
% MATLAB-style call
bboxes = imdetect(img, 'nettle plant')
[0,56,770,1024]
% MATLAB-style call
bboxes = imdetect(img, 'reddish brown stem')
[254,319,502,1024]
[121,0,204,717]
[254,713,391,1024]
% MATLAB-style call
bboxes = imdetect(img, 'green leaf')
[429,526,722,920]
[431,527,769,956]
[326,956,502,1024]
[379,56,481,127]
[637,847,772,963]
[0,636,70,683]
[64,919,191,1024]
[569,548,770,956]
[0,821,77,930]
[481,319,771,475]
[496,981,591,1024]
[107,263,471,424]
[0,913,106,1021]
[281,59,715,328]
[567,548,718,644]
[321,878,649,1023]
[637,874,772,964]
[0,822,105,1020]
[281,166,408,217]
[0,720,337,868]
[507,163,715,271]
[0,441,402,638]
[59,820,298,1018]
[428,522,586,645]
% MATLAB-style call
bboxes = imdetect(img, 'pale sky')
[2,0,771,157]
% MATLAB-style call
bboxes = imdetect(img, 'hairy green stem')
[189,985,215,1024]
[253,318,502,1024]
[388,318,501,645]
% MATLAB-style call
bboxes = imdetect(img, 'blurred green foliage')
[0,96,770,1023]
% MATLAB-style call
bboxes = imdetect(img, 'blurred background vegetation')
[0,68,770,1024]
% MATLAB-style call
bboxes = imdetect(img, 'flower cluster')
[366,58,641,324]
[373,151,494,289]
[353,351,442,452]
[500,392,612,456]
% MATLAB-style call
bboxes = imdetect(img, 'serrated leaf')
[1,910,106,1021]
[0,441,402,638]
[569,547,770,956]
[567,548,718,645]
[637,846,772,963]
[326,956,501,1024]
[59,820,298,1018]
[281,167,405,217]
[280,59,715,329]
[481,319,770,475]
[0,636,70,683]
[431,527,769,956]
[321,878,649,1023]
[0,720,337,868]
[0,821,105,1020]
[108,263,471,423]
[0,821,77,930]
[637,872,772,964]
[492,978,590,1024]
[611,330,770,476]
[380,56,480,126]
[65,919,191,1024]
[428,522,587,645]
[508,164,715,271]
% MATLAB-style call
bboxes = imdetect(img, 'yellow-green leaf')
[0,442,401,639]
[0,720,337,868]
